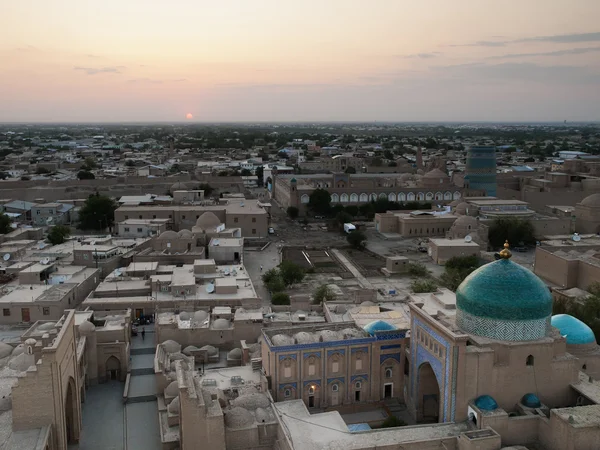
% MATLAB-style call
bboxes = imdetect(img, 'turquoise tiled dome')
[474,395,498,411]
[551,314,596,345]
[456,258,553,341]
[364,320,397,335]
[521,393,541,408]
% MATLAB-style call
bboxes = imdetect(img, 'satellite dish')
[465,235,472,243]
[90,240,96,246]
[572,233,581,242]
[206,283,215,294]
[2,254,10,261]
[46,217,53,224]
[38,242,46,249]
[42,257,50,265]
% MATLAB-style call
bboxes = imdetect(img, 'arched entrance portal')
[417,363,440,423]
[106,356,121,381]
[65,377,78,443]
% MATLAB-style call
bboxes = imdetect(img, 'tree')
[0,214,12,234]
[271,293,291,305]
[440,255,480,291]
[344,166,356,174]
[308,189,331,216]
[255,166,264,186]
[198,183,213,196]
[266,276,286,293]
[287,206,299,219]
[262,268,279,284]
[313,285,336,304]
[78,194,118,230]
[240,168,252,176]
[335,211,353,228]
[347,229,367,249]
[77,170,95,180]
[47,225,71,245]
[36,167,51,175]
[278,260,305,287]
[488,218,536,248]
[344,205,359,217]
[82,157,97,170]
[125,159,136,167]
[407,263,428,277]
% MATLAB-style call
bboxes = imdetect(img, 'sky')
[1,0,600,123]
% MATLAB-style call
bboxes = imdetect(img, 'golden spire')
[499,240,512,259]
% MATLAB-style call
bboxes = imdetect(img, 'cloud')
[432,62,600,85]
[404,52,442,59]
[454,32,600,47]
[73,66,125,75]
[127,78,187,84]
[15,45,39,52]
[490,46,600,59]
[517,32,600,44]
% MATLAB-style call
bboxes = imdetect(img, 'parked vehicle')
[343,223,356,234]
[268,227,275,234]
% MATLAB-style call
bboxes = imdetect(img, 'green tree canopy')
[308,189,331,216]
[0,214,12,234]
[488,218,536,249]
[77,170,95,180]
[240,168,252,176]
[78,194,118,230]
[287,206,299,219]
[440,255,480,291]
[272,292,291,305]
[347,229,367,249]
[278,260,305,287]
[47,225,71,245]
[255,166,264,185]
[313,285,336,304]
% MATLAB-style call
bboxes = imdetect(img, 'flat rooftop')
[0,284,75,304]
[209,238,243,247]
[430,238,480,248]
[467,199,528,206]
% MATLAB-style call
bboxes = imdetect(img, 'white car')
[268,227,275,235]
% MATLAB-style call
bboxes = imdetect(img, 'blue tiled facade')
[464,146,497,196]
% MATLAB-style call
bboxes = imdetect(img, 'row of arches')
[301,191,461,204]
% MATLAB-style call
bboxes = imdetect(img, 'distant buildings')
[464,146,497,196]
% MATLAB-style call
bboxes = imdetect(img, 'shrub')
[286,206,299,219]
[47,225,71,245]
[407,263,428,277]
[411,280,437,293]
[272,293,291,305]
[278,261,305,287]
[313,285,336,304]
[347,230,367,249]
[266,276,286,293]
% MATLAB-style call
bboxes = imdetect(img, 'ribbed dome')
[194,310,208,323]
[456,259,553,341]
[228,348,242,359]
[165,381,179,397]
[212,318,229,330]
[199,345,218,356]
[79,320,95,335]
[195,212,221,230]
[364,320,398,336]
[424,168,447,178]
[167,396,180,415]
[580,193,600,207]
[454,216,477,227]
[178,229,193,239]
[474,395,498,411]
[179,311,191,321]
[551,314,596,345]
[161,340,181,353]
[158,230,179,240]
[225,407,254,429]
[0,343,13,359]
[521,393,541,408]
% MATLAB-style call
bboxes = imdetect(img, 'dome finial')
[499,240,512,259]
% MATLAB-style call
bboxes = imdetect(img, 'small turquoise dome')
[364,320,397,335]
[474,395,498,411]
[290,178,297,183]
[456,259,553,341]
[521,393,541,408]
[551,314,596,345]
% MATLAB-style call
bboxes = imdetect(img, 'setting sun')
[186,113,193,120]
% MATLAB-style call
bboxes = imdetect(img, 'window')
[332,361,339,373]
[308,386,315,395]
[355,381,362,389]
[36,210,40,215]
[139,215,142,219]
[125,215,129,220]
[2,309,9,316]
[252,229,256,234]
[196,215,199,219]
[332,384,339,392]
[284,388,291,398]
[137,228,143,233]
[168,215,172,219]
[526,355,534,366]
[252,217,256,223]
[43,307,50,316]
[385,368,393,379]
[124,227,130,232]
[83,253,89,260]
[182,215,186,220]
[234,217,239,223]
[153,215,157,219]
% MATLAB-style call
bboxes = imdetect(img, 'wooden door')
[21,308,30,322]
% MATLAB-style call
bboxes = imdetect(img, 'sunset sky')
[1,0,600,122]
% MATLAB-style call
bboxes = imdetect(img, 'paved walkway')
[243,243,281,308]
[331,249,374,289]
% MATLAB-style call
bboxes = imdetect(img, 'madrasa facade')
[259,242,600,449]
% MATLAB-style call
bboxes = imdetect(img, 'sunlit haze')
[1,0,600,122]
